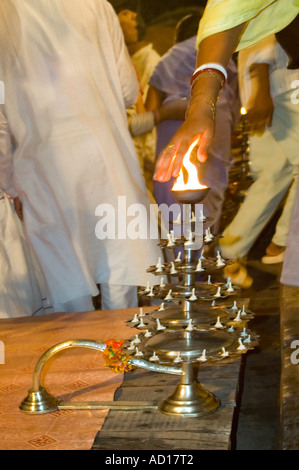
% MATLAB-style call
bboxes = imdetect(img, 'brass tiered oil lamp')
[121,141,258,417]
[20,141,258,418]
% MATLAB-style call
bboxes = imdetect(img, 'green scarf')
[196,0,299,50]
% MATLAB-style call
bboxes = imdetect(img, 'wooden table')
[0,306,244,451]
[92,357,243,451]
[0,308,135,450]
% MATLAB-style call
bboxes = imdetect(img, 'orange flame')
[172,138,207,191]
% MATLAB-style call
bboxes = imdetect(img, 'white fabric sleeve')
[104,1,139,109]
[245,35,277,67]
[238,35,276,85]
[128,111,155,137]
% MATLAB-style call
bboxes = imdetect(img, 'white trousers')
[220,90,299,259]
[52,284,138,313]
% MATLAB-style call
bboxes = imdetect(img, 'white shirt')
[238,34,299,105]
[0,0,161,305]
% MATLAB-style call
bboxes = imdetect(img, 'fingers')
[14,197,23,221]
[171,139,195,178]
[154,131,212,182]
[154,143,178,182]
[198,125,214,162]
[154,113,215,182]
[16,207,23,221]
[154,138,198,182]
[248,121,266,136]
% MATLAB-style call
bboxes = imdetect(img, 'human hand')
[153,96,216,182]
[14,197,23,221]
[246,63,274,135]
[246,92,274,135]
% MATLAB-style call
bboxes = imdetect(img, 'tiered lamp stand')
[20,187,258,417]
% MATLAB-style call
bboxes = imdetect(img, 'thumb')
[197,126,214,162]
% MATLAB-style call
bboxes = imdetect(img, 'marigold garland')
[103,339,134,373]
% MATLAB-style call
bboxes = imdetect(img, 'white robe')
[0,191,44,318]
[0,0,162,306]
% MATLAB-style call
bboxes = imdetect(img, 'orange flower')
[103,339,134,373]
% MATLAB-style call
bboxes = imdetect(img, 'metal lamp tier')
[124,187,258,417]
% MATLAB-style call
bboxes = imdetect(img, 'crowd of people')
[0,0,298,318]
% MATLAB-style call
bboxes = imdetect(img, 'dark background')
[138,0,208,24]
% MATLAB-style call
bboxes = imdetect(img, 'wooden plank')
[92,356,242,450]
[92,434,230,450]
[98,430,231,440]
[117,382,238,406]
[92,316,244,450]
[99,407,236,434]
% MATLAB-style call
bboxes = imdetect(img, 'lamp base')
[19,387,61,415]
[158,381,220,417]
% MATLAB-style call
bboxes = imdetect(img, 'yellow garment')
[196,0,299,50]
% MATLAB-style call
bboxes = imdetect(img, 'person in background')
[219,35,299,286]
[109,0,161,197]
[146,12,240,235]
[0,0,162,313]
[153,0,299,288]
[0,190,46,318]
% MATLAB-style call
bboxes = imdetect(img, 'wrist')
[186,92,216,120]
[191,76,221,103]
[190,63,226,101]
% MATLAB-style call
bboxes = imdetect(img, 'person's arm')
[127,109,156,137]
[154,25,245,182]
[246,62,274,135]
[128,97,190,137]
[145,85,165,112]
[157,98,189,122]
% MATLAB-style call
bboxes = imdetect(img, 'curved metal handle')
[31,339,183,392]
[31,339,106,392]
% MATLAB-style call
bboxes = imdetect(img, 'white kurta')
[0,191,45,318]
[0,0,162,306]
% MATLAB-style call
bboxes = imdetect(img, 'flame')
[172,138,207,191]
[240,107,247,115]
